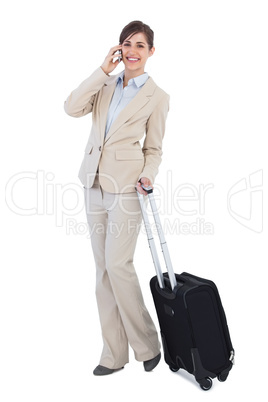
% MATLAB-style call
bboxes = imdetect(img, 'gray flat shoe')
[93,365,124,376]
[143,353,161,372]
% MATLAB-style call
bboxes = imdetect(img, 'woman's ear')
[149,46,155,57]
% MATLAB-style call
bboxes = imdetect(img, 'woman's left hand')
[136,177,153,196]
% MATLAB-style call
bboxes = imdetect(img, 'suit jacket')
[64,67,170,193]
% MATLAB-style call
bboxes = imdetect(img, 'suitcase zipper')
[229,350,235,365]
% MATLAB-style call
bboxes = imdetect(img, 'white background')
[1,0,267,400]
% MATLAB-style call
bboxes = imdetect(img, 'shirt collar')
[117,71,149,88]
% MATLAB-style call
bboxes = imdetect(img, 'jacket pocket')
[84,143,93,154]
[115,150,144,160]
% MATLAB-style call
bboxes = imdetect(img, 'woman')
[64,21,170,376]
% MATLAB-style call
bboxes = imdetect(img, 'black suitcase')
[137,185,234,390]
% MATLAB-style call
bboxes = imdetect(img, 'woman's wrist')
[100,65,109,75]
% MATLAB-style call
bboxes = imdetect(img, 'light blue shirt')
[105,71,149,137]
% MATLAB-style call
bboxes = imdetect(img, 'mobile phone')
[117,50,122,62]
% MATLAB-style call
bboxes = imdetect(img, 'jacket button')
[99,146,101,151]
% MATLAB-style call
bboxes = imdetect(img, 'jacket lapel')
[99,73,119,144]
[104,76,156,143]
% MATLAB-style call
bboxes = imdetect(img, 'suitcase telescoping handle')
[136,184,177,290]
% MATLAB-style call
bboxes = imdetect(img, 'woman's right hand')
[101,45,122,75]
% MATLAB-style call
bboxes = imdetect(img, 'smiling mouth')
[126,57,140,62]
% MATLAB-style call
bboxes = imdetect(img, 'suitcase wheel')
[217,372,229,382]
[198,377,213,391]
[169,366,179,373]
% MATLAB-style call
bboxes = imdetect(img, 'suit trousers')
[84,175,161,369]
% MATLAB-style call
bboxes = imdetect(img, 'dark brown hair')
[119,21,154,50]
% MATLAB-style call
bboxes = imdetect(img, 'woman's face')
[121,32,155,75]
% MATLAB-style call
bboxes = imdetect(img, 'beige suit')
[64,67,170,193]
[64,67,170,369]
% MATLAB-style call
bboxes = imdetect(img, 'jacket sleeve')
[138,93,170,184]
[64,67,108,117]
